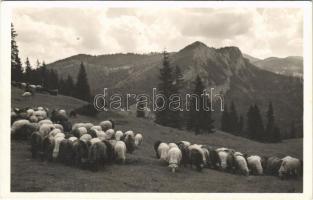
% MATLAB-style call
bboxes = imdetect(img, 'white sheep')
[39,123,55,137]
[80,134,92,143]
[53,124,64,132]
[38,119,53,126]
[168,143,178,149]
[29,115,38,123]
[97,131,107,141]
[134,133,143,146]
[247,155,263,175]
[34,110,47,121]
[26,109,35,117]
[68,137,78,142]
[115,130,124,141]
[234,152,249,176]
[99,120,112,131]
[48,128,62,137]
[125,130,135,137]
[114,141,127,164]
[52,132,65,159]
[90,137,102,145]
[167,147,182,173]
[105,129,115,140]
[78,127,88,136]
[279,156,302,178]
[22,92,32,97]
[158,143,170,162]
[11,119,30,134]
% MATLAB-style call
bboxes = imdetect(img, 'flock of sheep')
[11,106,302,179]
[154,141,303,179]
[11,106,143,171]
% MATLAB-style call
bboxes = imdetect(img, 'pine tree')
[58,77,66,94]
[246,105,254,139]
[155,51,174,126]
[253,104,264,141]
[169,65,184,129]
[188,75,214,135]
[246,104,264,141]
[24,57,32,83]
[265,102,281,142]
[265,101,274,142]
[41,61,47,87]
[272,126,281,142]
[229,101,239,134]
[65,75,75,96]
[75,62,91,102]
[221,104,230,132]
[238,115,244,135]
[11,23,23,82]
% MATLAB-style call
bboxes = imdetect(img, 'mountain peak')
[180,41,208,52]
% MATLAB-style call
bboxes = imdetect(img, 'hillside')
[11,87,302,192]
[46,41,303,137]
[252,56,303,77]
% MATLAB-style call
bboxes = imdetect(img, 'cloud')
[12,7,303,65]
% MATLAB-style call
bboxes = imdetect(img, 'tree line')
[11,23,91,102]
[221,101,282,143]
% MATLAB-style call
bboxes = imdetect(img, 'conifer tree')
[24,57,32,83]
[41,61,48,87]
[189,75,214,134]
[253,104,264,141]
[238,115,244,135]
[229,101,239,134]
[265,102,281,142]
[75,62,91,102]
[247,104,264,141]
[155,51,174,126]
[65,75,75,96]
[221,104,230,132]
[11,23,23,82]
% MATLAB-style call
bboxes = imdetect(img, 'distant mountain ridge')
[243,54,303,77]
[46,41,303,137]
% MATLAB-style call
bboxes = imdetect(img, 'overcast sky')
[12,7,303,66]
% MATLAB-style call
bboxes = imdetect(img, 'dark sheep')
[154,141,162,158]
[72,140,90,168]
[88,129,98,138]
[208,149,220,169]
[30,132,44,159]
[177,142,190,167]
[102,140,115,162]
[58,139,75,166]
[69,110,77,118]
[189,148,204,172]
[124,134,135,154]
[226,152,236,173]
[88,141,109,171]
[42,136,55,162]
[264,156,283,176]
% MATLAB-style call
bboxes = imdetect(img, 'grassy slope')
[11,87,303,192]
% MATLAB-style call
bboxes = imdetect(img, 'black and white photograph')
[0,1,312,198]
